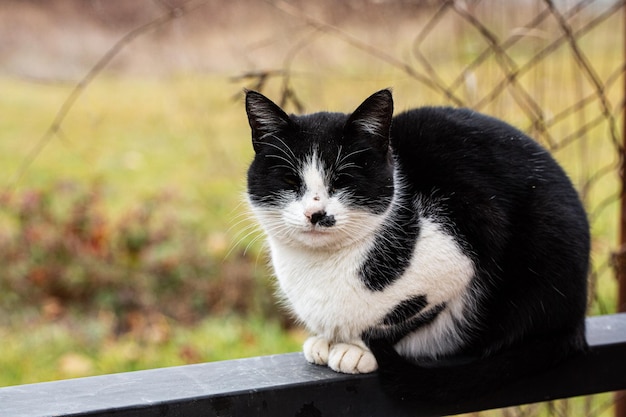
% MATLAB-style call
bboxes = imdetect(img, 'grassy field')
[0,75,251,217]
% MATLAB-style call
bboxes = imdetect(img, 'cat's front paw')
[303,336,331,366]
[328,342,378,374]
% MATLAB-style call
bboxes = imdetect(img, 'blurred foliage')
[0,181,279,326]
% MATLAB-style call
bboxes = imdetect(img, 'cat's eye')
[283,173,300,187]
[332,175,351,191]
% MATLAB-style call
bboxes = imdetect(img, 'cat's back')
[389,105,586,215]
[389,105,588,241]
[390,106,559,186]
[391,106,526,146]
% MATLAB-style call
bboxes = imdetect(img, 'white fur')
[300,154,331,220]
[251,158,476,373]
[303,336,377,374]
[353,118,385,137]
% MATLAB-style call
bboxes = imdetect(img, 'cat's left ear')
[245,90,292,153]
[344,89,394,151]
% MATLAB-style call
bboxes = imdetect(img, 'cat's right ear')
[344,89,394,152]
[245,90,292,153]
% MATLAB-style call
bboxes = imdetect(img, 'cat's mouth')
[299,226,337,244]
[302,227,332,236]
[295,228,337,249]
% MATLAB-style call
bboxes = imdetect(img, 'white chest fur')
[268,217,476,358]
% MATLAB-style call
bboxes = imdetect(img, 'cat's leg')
[303,335,331,365]
[328,340,378,374]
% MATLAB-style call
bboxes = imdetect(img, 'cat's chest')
[270,241,367,305]
[269,239,378,336]
[267,218,476,342]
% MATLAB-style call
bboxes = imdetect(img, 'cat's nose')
[308,210,336,227]
[309,211,325,224]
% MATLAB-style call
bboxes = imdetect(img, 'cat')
[244,88,589,403]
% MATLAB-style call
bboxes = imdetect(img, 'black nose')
[310,211,336,227]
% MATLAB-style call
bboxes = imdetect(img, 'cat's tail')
[366,330,587,404]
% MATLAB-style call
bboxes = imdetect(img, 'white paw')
[328,342,378,374]
[303,336,330,366]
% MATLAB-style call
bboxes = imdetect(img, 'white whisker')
[265,154,297,171]
[336,148,368,166]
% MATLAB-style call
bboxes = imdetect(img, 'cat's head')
[245,89,395,250]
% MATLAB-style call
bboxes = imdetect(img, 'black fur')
[370,301,448,346]
[382,295,429,326]
[359,197,421,291]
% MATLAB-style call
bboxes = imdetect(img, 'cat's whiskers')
[258,135,298,167]
[230,229,261,257]
[227,224,271,271]
[334,145,344,168]
[231,216,264,237]
[336,172,356,180]
[227,208,258,232]
[223,198,260,260]
[225,218,265,260]
[258,212,298,242]
[336,147,368,167]
[227,224,259,251]
[335,211,387,246]
[242,231,269,257]
[265,154,297,171]
[333,146,361,173]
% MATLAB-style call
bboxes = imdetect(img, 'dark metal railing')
[1,314,625,417]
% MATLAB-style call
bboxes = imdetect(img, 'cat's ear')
[344,89,393,151]
[245,90,292,153]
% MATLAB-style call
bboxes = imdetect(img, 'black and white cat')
[244,89,589,402]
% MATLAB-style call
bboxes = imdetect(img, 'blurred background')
[0,0,624,415]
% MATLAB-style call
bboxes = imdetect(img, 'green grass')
[0,75,252,224]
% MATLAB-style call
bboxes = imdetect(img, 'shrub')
[0,181,276,326]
